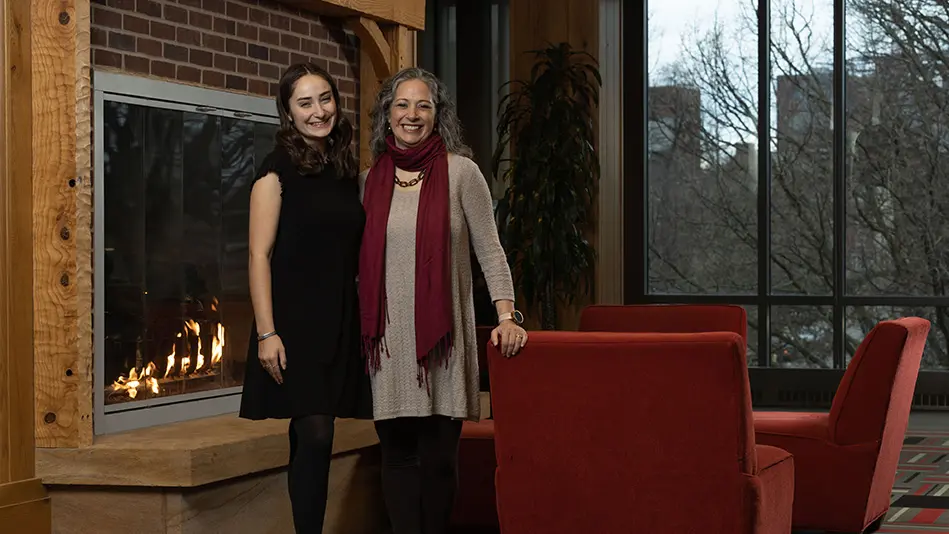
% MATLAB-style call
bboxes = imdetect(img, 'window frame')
[622,0,949,400]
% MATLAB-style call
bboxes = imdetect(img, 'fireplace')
[93,71,278,434]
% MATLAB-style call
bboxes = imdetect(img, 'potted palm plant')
[493,42,601,330]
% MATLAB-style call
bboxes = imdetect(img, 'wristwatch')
[498,310,524,325]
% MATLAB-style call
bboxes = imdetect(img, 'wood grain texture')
[346,17,391,78]
[1,0,37,485]
[391,0,426,31]
[0,478,51,534]
[74,0,93,449]
[596,1,623,304]
[1,0,5,473]
[36,414,380,487]
[358,46,380,170]
[32,0,93,448]
[0,477,47,508]
[47,448,386,534]
[49,487,166,534]
[510,0,598,81]
[385,24,414,73]
[351,19,416,171]
[284,0,426,30]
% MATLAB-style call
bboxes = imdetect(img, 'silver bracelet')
[257,330,277,341]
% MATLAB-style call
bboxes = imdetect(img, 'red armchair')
[488,331,794,534]
[452,303,751,528]
[754,317,931,533]
[579,303,748,342]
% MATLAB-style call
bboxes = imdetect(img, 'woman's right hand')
[258,335,287,384]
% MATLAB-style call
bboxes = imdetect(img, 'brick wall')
[91,0,360,122]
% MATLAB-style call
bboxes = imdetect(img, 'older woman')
[358,67,528,534]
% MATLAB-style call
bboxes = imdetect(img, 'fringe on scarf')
[362,334,389,375]
[362,293,391,375]
[417,331,454,395]
[362,307,454,397]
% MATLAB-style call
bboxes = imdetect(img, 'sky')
[648,0,839,79]
[646,0,840,146]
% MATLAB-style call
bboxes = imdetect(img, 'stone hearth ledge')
[35,414,379,487]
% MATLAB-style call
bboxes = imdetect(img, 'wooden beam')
[358,47,381,171]
[2,1,52,530]
[281,0,426,30]
[2,0,38,485]
[74,0,94,447]
[352,19,416,170]
[389,0,426,32]
[346,17,391,79]
[597,2,623,304]
[0,478,51,534]
[384,24,415,73]
[32,0,94,448]
[37,415,378,487]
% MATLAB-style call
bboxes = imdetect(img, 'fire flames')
[111,362,160,399]
[111,319,226,400]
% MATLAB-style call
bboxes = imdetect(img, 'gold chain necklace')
[394,170,425,188]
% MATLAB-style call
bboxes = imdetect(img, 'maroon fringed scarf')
[358,134,453,388]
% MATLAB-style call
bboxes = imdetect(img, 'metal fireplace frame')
[93,71,279,435]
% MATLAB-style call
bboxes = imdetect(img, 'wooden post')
[32,0,94,448]
[1,0,52,530]
[384,25,415,74]
[359,47,382,170]
[348,17,417,170]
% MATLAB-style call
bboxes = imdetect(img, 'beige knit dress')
[359,154,515,422]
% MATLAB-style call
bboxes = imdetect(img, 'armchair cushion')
[753,445,795,534]
[755,418,878,532]
[754,411,830,441]
[488,331,792,534]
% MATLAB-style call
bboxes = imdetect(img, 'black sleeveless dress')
[239,147,372,420]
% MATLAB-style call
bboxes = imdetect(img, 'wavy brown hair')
[369,67,473,161]
[276,62,357,179]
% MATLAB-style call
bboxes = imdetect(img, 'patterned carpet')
[876,431,949,533]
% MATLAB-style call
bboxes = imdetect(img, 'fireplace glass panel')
[102,100,277,406]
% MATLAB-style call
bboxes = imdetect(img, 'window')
[628,0,949,379]
[646,1,759,297]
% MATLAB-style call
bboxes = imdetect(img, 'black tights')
[375,416,464,534]
[287,414,335,534]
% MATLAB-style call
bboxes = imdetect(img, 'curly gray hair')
[368,67,473,160]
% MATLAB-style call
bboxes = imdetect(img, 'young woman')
[239,62,372,533]
[359,67,528,534]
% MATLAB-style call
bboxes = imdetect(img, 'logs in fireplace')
[106,297,235,405]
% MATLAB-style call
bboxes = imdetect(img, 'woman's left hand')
[491,320,528,358]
